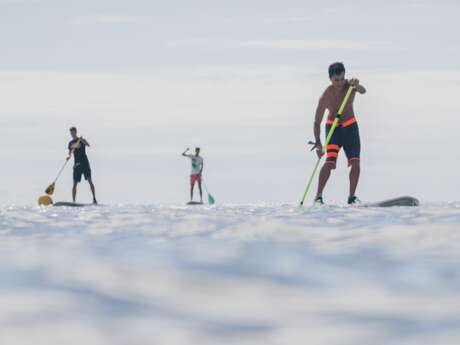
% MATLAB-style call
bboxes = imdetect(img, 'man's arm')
[80,137,90,147]
[349,79,366,94]
[69,137,85,150]
[182,148,190,157]
[313,96,327,146]
[67,137,84,160]
[67,141,74,160]
[199,161,204,176]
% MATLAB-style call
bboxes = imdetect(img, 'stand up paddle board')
[53,202,97,207]
[187,201,204,205]
[363,196,419,207]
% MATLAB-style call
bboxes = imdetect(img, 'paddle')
[44,137,81,196]
[299,85,354,206]
[202,180,215,205]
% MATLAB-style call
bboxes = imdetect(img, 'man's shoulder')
[323,85,334,95]
[319,85,333,101]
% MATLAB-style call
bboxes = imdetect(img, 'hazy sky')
[1,0,459,204]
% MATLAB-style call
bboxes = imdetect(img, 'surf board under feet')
[53,202,97,207]
[187,201,204,205]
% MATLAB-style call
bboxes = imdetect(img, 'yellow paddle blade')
[45,182,55,195]
[38,195,53,206]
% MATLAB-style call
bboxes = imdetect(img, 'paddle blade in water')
[38,195,53,206]
[208,193,215,205]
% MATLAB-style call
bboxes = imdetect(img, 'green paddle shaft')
[300,85,354,206]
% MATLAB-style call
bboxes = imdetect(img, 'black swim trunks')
[325,117,361,166]
[73,161,91,182]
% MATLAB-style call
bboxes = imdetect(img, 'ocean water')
[1,202,460,345]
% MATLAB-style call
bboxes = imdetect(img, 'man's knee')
[324,162,336,170]
[349,158,360,169]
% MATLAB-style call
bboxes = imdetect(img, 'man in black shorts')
[68,127,97,204]
[312,62,366,204]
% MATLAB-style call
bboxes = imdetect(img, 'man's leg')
[349,159,360,198]
[198,180,203,202]
[343,122,361,200]
[72,182,78,202]
[190,179,195,201]
[316,138,340,200]
[88,178,97,204]
[316,163,334,198]
[73,166,83,203]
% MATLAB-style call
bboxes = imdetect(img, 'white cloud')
[263,16,315,23]
[234,39,388,51]
[405,0,437,9]
[169,38,395,52]
[0,0,40,3]
[72,15,148,25]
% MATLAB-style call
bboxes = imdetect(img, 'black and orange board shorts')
[325,116,360,167]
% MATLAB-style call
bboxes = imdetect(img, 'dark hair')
[328,62,345,78]
[69,127,77,132]
[195,147,200,151]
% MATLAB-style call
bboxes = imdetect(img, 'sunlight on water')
[0,203,459,344]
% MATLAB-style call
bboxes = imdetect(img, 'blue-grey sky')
[0,0,459,204]
[2,0,459,71]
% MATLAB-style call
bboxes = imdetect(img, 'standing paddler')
[311,62,366,204]
[182,147,204,203]
[68,127,97,204]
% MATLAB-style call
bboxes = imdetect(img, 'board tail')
[374,196,419,207]
[359,196,420,207]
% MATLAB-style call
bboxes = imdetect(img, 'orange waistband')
[326,116,357,128]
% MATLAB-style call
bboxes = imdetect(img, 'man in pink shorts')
[182,147,204,203]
